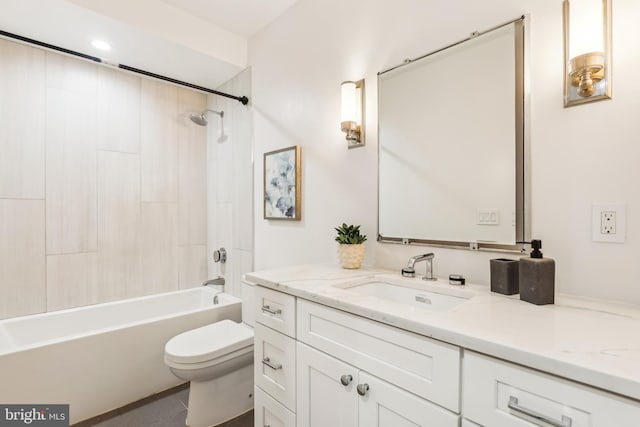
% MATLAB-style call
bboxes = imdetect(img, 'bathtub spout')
[201,276,225,288]
[202,277,225,304]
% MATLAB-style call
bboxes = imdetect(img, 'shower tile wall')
[207,68,253,298]
[0,38,209,319]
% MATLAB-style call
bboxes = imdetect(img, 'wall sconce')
[563,0,612,107]
[341,79,365,148]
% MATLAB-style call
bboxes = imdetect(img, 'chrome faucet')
[401,253,436,281]
[201,276,225,287]
[202,276,225,304]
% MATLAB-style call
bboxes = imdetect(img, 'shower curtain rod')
[0,29,249,105]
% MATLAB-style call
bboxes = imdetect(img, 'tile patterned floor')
[85,386,253,427]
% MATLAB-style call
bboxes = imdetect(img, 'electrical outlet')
[600,211,616,234]
[592,204,626,243]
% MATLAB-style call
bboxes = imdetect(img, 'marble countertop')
[245,264,640,401]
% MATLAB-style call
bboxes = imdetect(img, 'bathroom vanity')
[246,264,640,427]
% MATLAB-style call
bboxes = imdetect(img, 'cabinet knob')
[356,383,370,396]
[340,374,353,386]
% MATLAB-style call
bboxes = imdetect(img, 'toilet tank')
[241,279,256,327]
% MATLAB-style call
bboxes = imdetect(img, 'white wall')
[249,0,640,304]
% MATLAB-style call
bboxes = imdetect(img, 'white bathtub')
[0,287,241,424]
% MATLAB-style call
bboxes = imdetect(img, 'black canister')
[490,258,519,295]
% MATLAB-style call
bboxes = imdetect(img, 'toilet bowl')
[164,319,254,427]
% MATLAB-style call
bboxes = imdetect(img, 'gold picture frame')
[263,145,301,220]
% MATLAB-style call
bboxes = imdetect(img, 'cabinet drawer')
[297,299,461,412]
[254,323,296,412]
[461,419,482,427]
[254,386,296,427]
[463,351,640,427]
[254,286,296,338]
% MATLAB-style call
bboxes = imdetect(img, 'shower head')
[189,109,223,127]
[190,113,208,126]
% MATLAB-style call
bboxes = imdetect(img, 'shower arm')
[203,109,224,118]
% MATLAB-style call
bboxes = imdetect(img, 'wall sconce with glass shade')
[563,0,612,107]
[341,79,365,148]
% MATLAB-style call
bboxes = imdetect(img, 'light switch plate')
[477,209,499,225]
[592,204,626,243]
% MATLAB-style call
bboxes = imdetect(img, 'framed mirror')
[377,17,528,252]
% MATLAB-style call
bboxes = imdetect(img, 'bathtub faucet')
[202,276,225,287]
[202,277,225,304]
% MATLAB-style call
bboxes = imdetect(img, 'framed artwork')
[264,145,301,220]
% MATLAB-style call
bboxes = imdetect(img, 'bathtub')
[0,287,241,424]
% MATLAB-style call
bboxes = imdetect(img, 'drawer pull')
[261,305,282,315]
[357,383,370,396]
[340,374,353,386]
[262,357,283,370]
[508,396,572,427]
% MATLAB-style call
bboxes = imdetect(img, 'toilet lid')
[165,320,253,364]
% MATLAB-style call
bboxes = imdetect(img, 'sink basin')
[333,276,474,311]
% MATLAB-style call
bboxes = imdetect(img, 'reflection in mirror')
[378,18,527,251]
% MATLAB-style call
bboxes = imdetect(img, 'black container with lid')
[519,239,555,305]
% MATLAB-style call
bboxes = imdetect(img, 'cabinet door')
[358,372,459,427]
[296,342,358,427]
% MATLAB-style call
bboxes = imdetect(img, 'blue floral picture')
[264,146,301,220]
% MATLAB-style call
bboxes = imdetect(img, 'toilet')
[164,283,256,427]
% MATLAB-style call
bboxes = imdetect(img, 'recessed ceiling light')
[91,40,111,51]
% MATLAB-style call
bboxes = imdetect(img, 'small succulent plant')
[334,223,367,245]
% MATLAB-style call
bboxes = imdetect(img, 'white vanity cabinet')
[297,342,458,427]
[296,298,461,427]
[253,286,297,427]
[252,285,462,427]
[462,351,640,427]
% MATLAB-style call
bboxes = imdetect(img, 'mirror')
[378,18,528,251]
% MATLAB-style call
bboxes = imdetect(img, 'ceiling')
[0,0,299,90]
[161,0,300,38]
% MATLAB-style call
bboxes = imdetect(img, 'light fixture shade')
[340,79,365,148]
[341,81,357,123]
[563,0,612,107]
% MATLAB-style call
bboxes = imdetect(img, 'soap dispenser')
[519,239,555,305]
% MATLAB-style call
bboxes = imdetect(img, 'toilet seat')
[165,320,253,365]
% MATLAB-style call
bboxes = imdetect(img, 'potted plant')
[335,223,367,269]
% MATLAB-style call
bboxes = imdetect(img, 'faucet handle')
[213,248,227,263]
[401,267,416,277]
